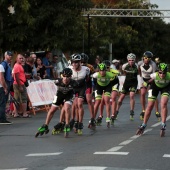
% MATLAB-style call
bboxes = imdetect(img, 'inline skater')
[136,63,170,137]
[80,53,96,129]
[92,63,115,128]
[138,51,160,121]
[35,68,77,138]
[96,60,119,125]
[70,53,90,135]
[115,53,140,120]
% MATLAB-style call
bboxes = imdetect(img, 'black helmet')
[103,60,111,67]
[81,53,89,63]
[71,53,81,61]
[143,51,153,58]
[62,68,72,77]
[158,63,168,73]
[97,63,106,71]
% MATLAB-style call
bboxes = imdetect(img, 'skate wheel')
[74,128,78,133]
[107,122,110,128]
[140,116,144,121]
[35,132,40,138]
[45,130,49,134]
[130,116,134,121]
[158,118,161,122]
[64,132,69,138]
[78,129,82,135]
[160,130,165,137]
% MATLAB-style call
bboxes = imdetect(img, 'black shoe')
[0,120,12,125]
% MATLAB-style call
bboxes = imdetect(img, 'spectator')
[51,55,58,79]
[42,51,53,79]
[0,64,11,124]
[93,55,103,71]
[24,56,34,80]
[30,53,37,79]
[1,51,13,104]
[110,59,120,70]
[35,57,47,79]
[13,54,31,118]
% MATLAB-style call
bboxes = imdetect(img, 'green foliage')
[0,0,170,64]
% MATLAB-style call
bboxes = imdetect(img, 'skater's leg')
[116,93,126,112]
[86,93,94,119]
[45,105,58,125]
[129,91,135,112]
[99,95,105,117]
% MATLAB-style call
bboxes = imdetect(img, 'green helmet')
[98,63,106,71]
[158,63,168,72]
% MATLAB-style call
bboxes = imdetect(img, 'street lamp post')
[87,14,91,58]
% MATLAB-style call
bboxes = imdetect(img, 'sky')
[150,0,170,23]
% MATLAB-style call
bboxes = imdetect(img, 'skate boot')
[136,124,146,135]
[160,123,166,137]
[35,124,49,137]
[78,122,83,135]
[61,121,66,131]
[64,124,70,138]
[155,112,161,122]
[140,111,145,121]
[130,110,134,121]
[106,117,111,128]
[74,121,79,133]
[88,118,96,130]
[114,111,119,120]
[69,119,75,130]
[52,122,63,135]
[110,115,115,125]
[96,116,103,126]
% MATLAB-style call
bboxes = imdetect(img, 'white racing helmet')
[127,53,136,60]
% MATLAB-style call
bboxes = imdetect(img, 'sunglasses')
[63,75,71,78]
[158,71,166,75]
[144,57,151,60]
[72,61,79,64]
[128,60,134,62]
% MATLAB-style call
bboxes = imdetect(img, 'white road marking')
[94,152,129,155]
[107,146,123,152]
[64,167,107,170]
[131,135,140,139]
[143,128,152,134]
[119,139,133,145]
[163,154,170,158]
[0,169,28,170]
[25,152,62,156]
[151,115,170,127]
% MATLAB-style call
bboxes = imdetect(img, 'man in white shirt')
[110,59,120,70]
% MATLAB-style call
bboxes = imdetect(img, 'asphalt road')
[0,94,170,170]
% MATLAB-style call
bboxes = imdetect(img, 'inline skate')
[136,124,146,135]
[35,124,49,137]
[114,111,119,120]
[78,122,83,135]
[160,123,166,137]
[140,111,145,121]
[52,121,65,135]
[130,110,134,121]
[74,121,79,133]
[110,115,115,125]
[155,112,161,122]
[96,116,103,126]
[69,119,75,130]
[64,124,70,138]
[106,117,111,128]
[88,118,96,130]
